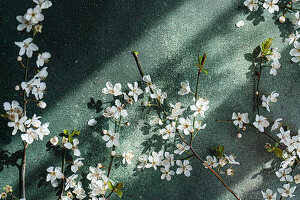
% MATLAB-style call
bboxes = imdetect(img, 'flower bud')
[37,101,47,109]
[255,91,259,96]
[97,162,103,168]
[124,121,130,126]
[265,143,272,149]
[50,136,58,146]
[17,56,22,62]
[103,130,109,135]
[111,151,116,156]
[242,126,246,130]
[279,16,286,23]
[88,118,97,126]
[15,85,20,91]
[237,133,242,138]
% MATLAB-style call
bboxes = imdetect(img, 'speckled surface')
[0,0,300,199]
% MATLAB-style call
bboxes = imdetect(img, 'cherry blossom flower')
[178,117,193,135]
[168,102,185,119]
[25,114,41,128]
[25,6,44,24]
[232,112,249,128]
[21,128,38,144]
[16,15,33,32]
[87,166,105,182]
[72,181,86,200]
[161,152,174,168]
[266,48,281,62]
[174,143,190,155]
[244,0,258,11]
[285,31,300,45]
[102,81,122,96]
[65,174,78,190]
[225,154,240,165]
[15,38,39,58]
[89,180,106,197]
[35,122,50,140]
[102,130,120,148]
[204,156,219,168]
[178,80,191,95]
[270,61,281,76]
[294,175,300,184]
[71,158,84,173]
[276,168,293,182]
[263,0,279,14]
[36,52,51,67]
[122,151,134,164]
[292,12,300,26]
[103,106,114,118]
[31,79,46,100]
[34,67,49,80]
[290,41,300,63]
[8,115,28,135]
[277,127,291,143]
[137,155,148,169]
[226,168,234,176]
[150,89,167,104]
[61,191,74,200]
[160,124,175,139]
[64,138,81,156]
[50,136,58,146]
[3,100,23,121]
[253,115,269,132]
[149,116,163,126]
[143,75,156,93]
[146,151,162,170]
[262,189,277,200]
[110,99,127,119]
[160,167,175,181]
[0,193,7,199]
[271,118,282,131]
[33,0,53,9]
[46,166,63,187]
[277,183,296,198]
[195,121,206,131]
[190,98,209,118]
[128,82,143,102]
[176,160,192,177]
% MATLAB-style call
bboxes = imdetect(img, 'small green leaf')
[273,147,283,158]
[115,190,123,198]
[262,38,273,55]
[267,148,273,152]
[115,183,123,190]
[215,145,224,158]
[1,113,8,118]
[132,50,139,56]
[63,129,69,135]
[274,143,279,147]
[71,129,80,136]
[202,69,208,74]
[108,181,114,190]
[198,56,203,65]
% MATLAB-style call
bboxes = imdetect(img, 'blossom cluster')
[204,154,240,176]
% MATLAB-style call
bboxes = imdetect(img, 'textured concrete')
[0,0,299,199]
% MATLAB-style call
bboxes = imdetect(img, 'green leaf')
[202,69,208,74]
[274,143,279,147]
[69,135,73,143]
[1,113,8,118]
[215,145,224,158]
[115,190,123,198]
[108,181,114,190]
[273,147,283,158]
[262,38,273,55]
[267,148,273,152]
[198,56,203,65]
[115,183,123,190]
[71,129,80,136]
[132,50,139,56]
[63,129,69,135]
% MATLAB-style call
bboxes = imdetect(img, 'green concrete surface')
[0,0,300,199]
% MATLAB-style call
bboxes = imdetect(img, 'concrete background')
[0,0,299,199]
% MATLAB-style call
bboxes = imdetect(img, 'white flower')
[145,152,162,170]
[61,192,74,200]
[8,115,28,135]
[292,12,300,26]
[270,61,281,76]
[110,99,127,119]
[31,79,46,100]
[285,31,300,45]
[277,183,296,198]
[15,38,39,58]
[25,114,41,128]
[36,52,51,68]
[168,102,185,120]
[87,166,105,182]
[262,189,277,200]
[263,0,279,14]
[3,100,23,121]
[276,168,293,182]
[219,157,227,167]
[232,112,249,128]
[294,175,300,184]
[72,181,86,200]
[160,167,175,181]
[102,81,122,96]
[46,166,63,187]
[236,20,245,27]
[160,124,175,139]
[122,151,134,164]
[268,91,279,102]
[143,75,156,93]
[266,48,281,62]
[65,174,78,191]
[21,128,38,144]
[261,95,271,112]
[137,155,148,169]
[176,160,192,177]
[35,122,50,140]
[194,121,206,131]
[271,118,282,131]
[71,158,84,173]
[88,118,97,126]
[190,98,209,118]
[64,138,81,156]
[277,127,291,143]
[123,92,133,104]
[16,15,33,32]
[226,168,234,176]
[102,130,120,148]
[103,106,114,118]
[89,180,106,197]
[204,156,219,168]
[161,152,174,168]
[150,89,167,104]
[225,154,240,165]
[244,0,259,11]
[253,115,269,132]
[34,67,49,80]
[128,82,143,102]
[33,0,53,9]
[178,117,193,135]
[178,80,191,95]
[174,143,190,155]
[25,7,44,23]
[50,136,58,146]
[290,41,300,63]
[149,116,163,126]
